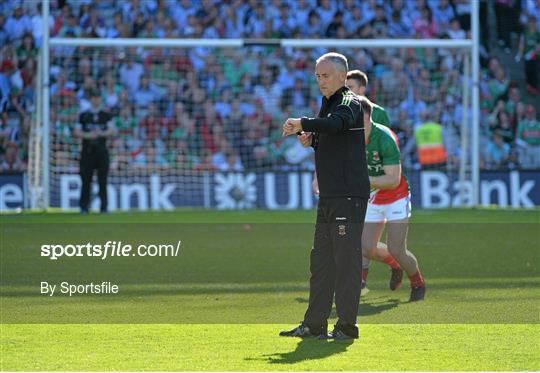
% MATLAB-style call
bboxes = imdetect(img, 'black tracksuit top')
[301,86,370,198]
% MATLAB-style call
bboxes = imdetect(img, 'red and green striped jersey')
[366,122,410,204]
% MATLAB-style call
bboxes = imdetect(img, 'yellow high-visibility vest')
[415,122,447,165]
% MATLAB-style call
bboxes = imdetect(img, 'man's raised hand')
[282,118,302,136]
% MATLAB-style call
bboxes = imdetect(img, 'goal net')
[43,40,472,211]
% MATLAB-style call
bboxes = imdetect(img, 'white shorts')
[365,195,411,223]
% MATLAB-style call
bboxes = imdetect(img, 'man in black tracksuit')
[280,53,370,340]
[74,89,116,214]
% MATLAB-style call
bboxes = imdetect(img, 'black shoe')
[410,285,426,302]
[327,326,358,340]
[360,281,369,296]
[80,209,89,215]
[389,267,403,290]
[279,322,326,338]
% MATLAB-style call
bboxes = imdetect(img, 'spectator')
[494,110,515,145]
[16,33,37,61]
[516,16,540,95]
[222,151,244,172]
[282,78,310,113]
[291,0,311,28]
[494,0,520,51]
[360,0,377,26]
[245,4,266,38]
[485,131,511,169]
[101,73,122,110]
[273,4,296,38]
[170,140,194,170]
[168,102,196,148]
[504,86,524,122]
[80,6,106,37]
[0,141,24,171]
[54,89,78,140]
[447,18,466,40]
[198,99,223,153]
[114,105,137,138]
[381,58,408,104]
[0,14,8,48]
[325,10,344,38]
[432,0,455,36]
[317,0,336,29]
[388,10,413,38]
[516,105,540,169]
[139,103,166,140]
[370,5,389,37]
[525,0,540,30]
[239,122,266,169]
[59,12,82,38]
[119,55,144,93]
[4,5,31,42]
[303,10,323,38]
[215,88,233,118]
[133,75,161,108]
[105,12,123,38]
[454,0,471,32]
[487,67,509,109]
[194,148,218,171]
[212,138,236,171]
[413,7,436,38]
[253,72,282,115]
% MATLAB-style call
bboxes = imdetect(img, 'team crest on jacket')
[372,151,380,161]
[338,225,346,236]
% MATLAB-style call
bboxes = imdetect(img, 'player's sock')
[409,269,425,287]
[383,256,400,270]
[362,268,369,283]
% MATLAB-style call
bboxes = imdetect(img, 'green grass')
[2,324,538,371]
[1,208,539,371]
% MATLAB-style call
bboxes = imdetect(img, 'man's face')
[91,95,101,108]
[346,78,366,96]
[315,60,346,98]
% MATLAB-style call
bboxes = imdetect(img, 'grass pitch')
[1,208,539,371]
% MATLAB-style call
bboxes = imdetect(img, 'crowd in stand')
[0,0,539,174]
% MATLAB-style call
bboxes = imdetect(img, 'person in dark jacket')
[74,89,116,214]
[280,52,369,340]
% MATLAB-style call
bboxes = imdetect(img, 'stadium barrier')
[2,170,538,212]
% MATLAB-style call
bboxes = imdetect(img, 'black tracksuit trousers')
[79,147,109,212]
[304,196,367,337]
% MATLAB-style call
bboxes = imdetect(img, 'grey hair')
[316,52,348,72]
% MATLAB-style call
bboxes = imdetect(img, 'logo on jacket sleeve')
[338,224,347,236]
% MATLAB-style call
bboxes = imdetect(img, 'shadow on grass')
[295,296,403,317]
[246,338,354,365]
[358,297,402,316]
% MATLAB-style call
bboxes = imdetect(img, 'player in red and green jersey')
[358,96,425,301]
[346,70,399,295]
[346,70,390,126]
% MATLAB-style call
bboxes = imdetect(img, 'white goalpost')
[30,0,479,211]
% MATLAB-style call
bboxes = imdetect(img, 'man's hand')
[282,118,302,136]
[297,132,312,147]
[312,177,319,195]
